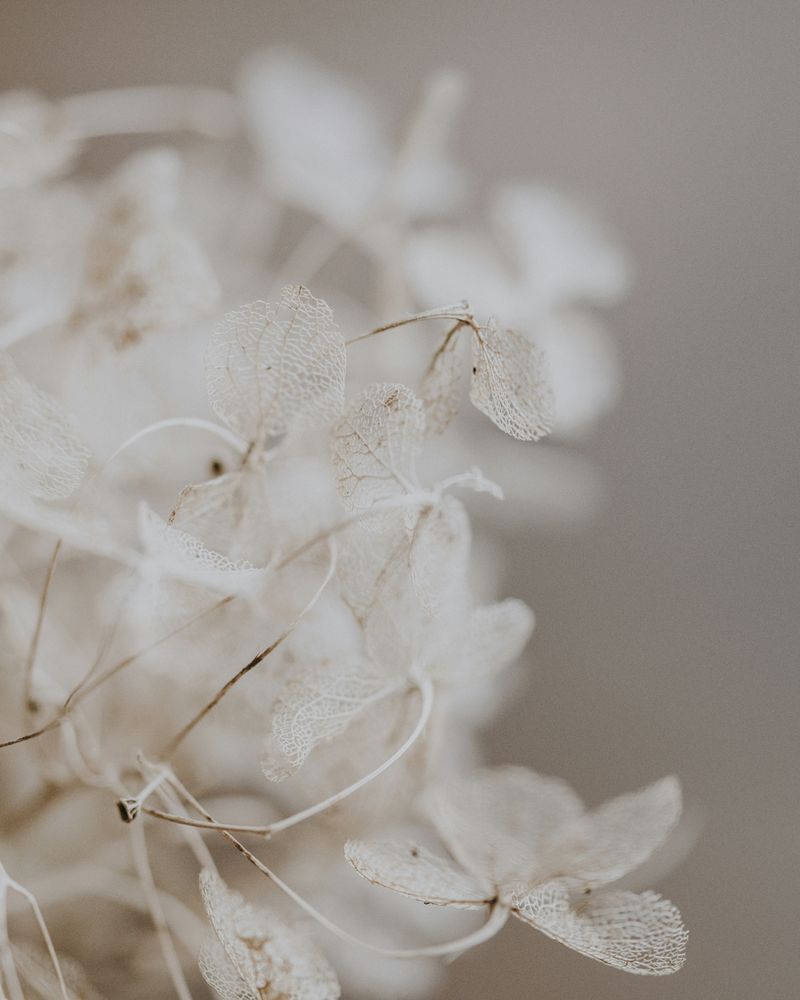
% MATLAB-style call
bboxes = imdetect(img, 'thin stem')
[4,877,69,1000]
[71,594,233,707]
[23,540,62,713]
[117,768,170,823]
[105,418,248,466]
[128,822,193,1000]
[159,539,337,760]
[345,304,474,346]
[0,944,24,1000]
[62,86,239,141]
[166,773,508,960]
[143,679,434,838]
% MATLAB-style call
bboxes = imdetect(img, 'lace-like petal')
[451,598,535,682]
[207,287,345,444]
[554,776,682,886]
[419,329,465,436]
[262,661,401,781]
[199,935,258,1000]
[199,870,340,1000]
[513,881,687,975]
[331,383,424,511]
[470,321,553,441]
[424,767,584,889]
[345,839,494,908]
[0,351,90,499]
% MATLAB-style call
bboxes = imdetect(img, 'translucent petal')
[74,148,219,349]
[553,776,683,886]
[239,47,386,225]
[331,383,424,512]
[207,287,346,444]
[0,351,90,499]
[13,942,107,1000]
[199,869,340,1000]
[469,321,553,441]
[405,228,515,320]
[423,767,584,889]
[345,839,494,908]
[262,660,401,781]
[492,184,631,312]
[0,90,77,189]
[513,880,687,975]
[441,597,534,683]
[419,328,466,436]
[139,502,260,584]
[199,935,258,1000]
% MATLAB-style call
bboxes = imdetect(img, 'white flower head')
[346,766,687,975]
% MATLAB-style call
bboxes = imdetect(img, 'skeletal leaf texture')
[262,660,402,781]
[513,882,687,974]
[331,383,425,511]
[470,320,553,441]
[0,351,90,499]
[346,766,687,974]
[199,869,340,1000]
[206,286,346,446]
[419,327,465,435]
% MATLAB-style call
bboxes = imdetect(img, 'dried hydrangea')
[0,46,690,1000]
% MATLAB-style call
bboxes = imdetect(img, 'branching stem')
[142,679,434,837]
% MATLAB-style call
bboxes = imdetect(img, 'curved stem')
[105,417,247,466]
[3,876,69,1000]
[142,679,434,837]
[166,775,509,960]
[62,85,239,141]
[345,304,473,347]
[159,538,337,760]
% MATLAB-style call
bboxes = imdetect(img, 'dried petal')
[553,776,682,886]
[439,597,534,683]
[262,661,402,781]
[513,881,687,975]
[470,321,553,441]
[331,383,424,512]
[423,767,584,890]
[419,328,465,436]
[0,351,90,499]
[207,287,345,445]
[0,91,77,189]
[345,839,494,908]
[199,869,340,1000]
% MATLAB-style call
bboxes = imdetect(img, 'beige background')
[1,2,798,997]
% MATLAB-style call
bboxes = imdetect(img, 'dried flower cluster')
[0,48,686,999]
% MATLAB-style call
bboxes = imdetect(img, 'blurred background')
[1,1,797,997]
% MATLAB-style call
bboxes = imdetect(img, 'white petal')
[345,839,494,908]
[418,327,466,436]
[239,47,386,225]
[207,286,346,445]
[513,880,687,975]
[449,598,535,682]
[470,321,554,441]
[0,90,77,189]
[199,870,340,1000]
[555,776,683,886]
[262,661,401,781]
[0,351,90,499]
[424,767,584,889]
[492,183,632,313]
[405,227,515,317]
[331,383,424,512]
